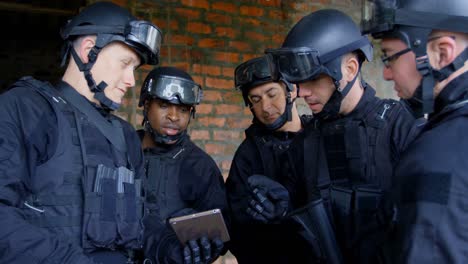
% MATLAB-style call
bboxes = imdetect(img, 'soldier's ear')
[342,54,359,82]
[428,35,457,70]
[77,36,97,63]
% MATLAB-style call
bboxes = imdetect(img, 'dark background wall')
[0,2,396,261]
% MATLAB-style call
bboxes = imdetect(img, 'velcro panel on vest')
[101,178,117,222]
[324,132,348,181]
[345,122,364,182]
[29,215,82,228]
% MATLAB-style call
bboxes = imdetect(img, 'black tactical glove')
[183,236,224,264]
[246,174,290,223]
[161,236,223,264]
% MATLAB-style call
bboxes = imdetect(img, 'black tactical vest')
[143,137,194,222]
[17,78,143,252]
[318,98,399,263]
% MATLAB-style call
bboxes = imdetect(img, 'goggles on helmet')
[234,57,271,90]
[62,20,162,65]
[265,47,325,83]
[125,21,162,65]
[143,75,202,106]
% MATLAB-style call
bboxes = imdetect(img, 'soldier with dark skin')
[362,0,468,262]
[226,56,315,263]
[138,66,227,264]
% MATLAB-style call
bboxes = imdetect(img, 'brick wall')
[110,0,395,181]
[108,3,396,261]
[0,1,396,263]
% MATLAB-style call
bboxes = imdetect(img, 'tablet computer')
[168,208,230,245]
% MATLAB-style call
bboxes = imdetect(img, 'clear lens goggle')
[234,57,271,90]
[144,75,202,105]
[125,21,163,65]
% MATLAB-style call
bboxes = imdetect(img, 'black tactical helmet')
[234,56,295,131]
[61,2,163,111]
[266,9,373,120]
[140,67,201,145]
[61,1,162,65]
[266,9,373,85]
[234,56,273,106]
[139,66,202,108]
[361,0,468,114]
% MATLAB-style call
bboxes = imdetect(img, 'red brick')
[170,62,190,72]
[214,104,243,115]
[272,33,285,46]
[206,77,234,90]
[219,171,227,181]
[205,12,232,25]
[192,75,204,86]
[198,38,226,49]
[215,27,238,38]
[258,0,281,7]
[213,130,242,141]
[241,17,261,27]
[213,51,240,63]
[243,107,252,115]
[152,18,178,31]
[181,0,209,9]
[245,31,267,42]
[228,41,251,51]
[166,34,195,46]
[240,6,264,16]
[196,103,213,114]
[160,47,191,58]
[190,49,205,63]
[202,90,223,101]
[187,22,211,34]
[111,0,127,7]
[241,53,259,62]
[205,143,225,155]
[175,7,201,19]
[192,64,222,76]
[212,2,237,13]
[223,91,244,104]
[222,67,235,78]
[189,129,210,140]
[268,9,286,20]
[227,117,253,129]
[220,159,232,171]
[197,117,226,127]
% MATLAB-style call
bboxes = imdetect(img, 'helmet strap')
[70,43,121,111]
[315,67,359,121]
[415,55,436,114]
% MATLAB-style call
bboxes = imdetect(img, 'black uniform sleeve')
[0,87,94,263]
[225,139,263,224]
[389,102,423,162]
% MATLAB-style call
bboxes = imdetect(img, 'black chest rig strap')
[58,83,127,154]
